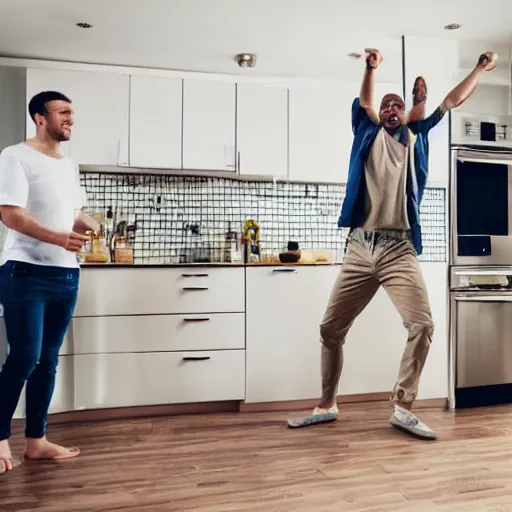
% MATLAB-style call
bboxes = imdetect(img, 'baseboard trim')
[12,394,448,426]
[32,401,239,426]
[240,394,447,412]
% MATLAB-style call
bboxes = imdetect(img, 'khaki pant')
[319,228,434,408]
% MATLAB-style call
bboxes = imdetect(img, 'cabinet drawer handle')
[182,286,209,291]
[182,356,211,361]
[273,268,296,273]
[183,317,210,322]
[182,273,209,278]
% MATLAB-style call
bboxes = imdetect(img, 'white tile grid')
[80,173,446,264]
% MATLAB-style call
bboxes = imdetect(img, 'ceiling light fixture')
[444,23,462,30]
[76,22,93,29]
[235,53,257,68]
[348,52,362,59]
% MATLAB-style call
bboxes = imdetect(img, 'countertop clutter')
[79,248,344,268]
[80,261,343,268]
[78,209,344,268]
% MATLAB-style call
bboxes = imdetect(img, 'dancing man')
[287,49,497,440]
[0,91,90,474]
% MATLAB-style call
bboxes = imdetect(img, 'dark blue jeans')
[0,260,79,440]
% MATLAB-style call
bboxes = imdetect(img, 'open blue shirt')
[338,97,445,255]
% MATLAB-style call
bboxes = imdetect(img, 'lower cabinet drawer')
[14,356,74,418]
[49,356,74,414]
[68,313,245,354]
[73,350,245,409]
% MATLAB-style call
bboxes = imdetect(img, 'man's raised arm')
[440,51,497,113]
[359,48,381,124]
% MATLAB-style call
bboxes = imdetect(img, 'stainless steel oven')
[449,266,512,410]
[450,146,512,266]
[449,145,512,410]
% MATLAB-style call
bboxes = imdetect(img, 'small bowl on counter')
[278,241,301,263]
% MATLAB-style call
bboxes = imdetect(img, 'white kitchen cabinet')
[48,356,75,414]
[338,262,448,400]
[183,80,236,171]
[236,83,288,177]
[403,36,458,185]
[26,68,129,166]
[129,75,182,169]
[245,265,419,404]
[245,265,340,403]
[68,313,245,354]
[11,356,74,418]
[75,267,245,317]
[289,88,352,184]
[73,350,246,409]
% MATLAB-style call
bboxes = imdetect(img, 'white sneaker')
[287,404,339,429]
[390,406,437,440]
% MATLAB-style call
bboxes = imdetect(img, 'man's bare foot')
[0,439,14,474]
[24,437,80,461]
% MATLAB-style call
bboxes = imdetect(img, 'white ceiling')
[0,0,511,82]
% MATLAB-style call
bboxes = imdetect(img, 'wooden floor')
[3,401,512,511]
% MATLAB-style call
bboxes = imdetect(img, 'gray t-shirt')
[361,127,412,230]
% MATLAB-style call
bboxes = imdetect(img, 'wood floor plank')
[3,401,512,511]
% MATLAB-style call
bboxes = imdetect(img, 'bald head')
[380,94,405,112]
[379,93,405,132]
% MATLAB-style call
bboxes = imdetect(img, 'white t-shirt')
[0,142,83,268]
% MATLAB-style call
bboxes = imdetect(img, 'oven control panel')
[450,266,512,290]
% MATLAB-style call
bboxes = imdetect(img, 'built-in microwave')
[450,146,512,266]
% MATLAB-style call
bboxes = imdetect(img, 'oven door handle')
[454,294,512,302]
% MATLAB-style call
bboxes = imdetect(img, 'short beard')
[49,129,70,143]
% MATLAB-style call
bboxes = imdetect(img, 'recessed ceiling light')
[444,23,462,30]
[76,22,93,29]
[348,52,362,59]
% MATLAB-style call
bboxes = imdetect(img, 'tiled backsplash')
[80,172,447,264]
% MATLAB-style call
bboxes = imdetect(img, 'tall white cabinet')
[236,83,288,177]
[403,36,458,185]
[129,75,183,169]
[288,87,352,184]
[26,68,130,165]
[182,79,236,171]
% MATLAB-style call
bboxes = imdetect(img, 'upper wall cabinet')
[288,87,353,184]
[129,75,183,169]
[26,68,129,166]
[403,36,458,185]
[183,80,236,172]
[236,83,288,177]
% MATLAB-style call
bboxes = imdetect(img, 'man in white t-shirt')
[0,90,90,474]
